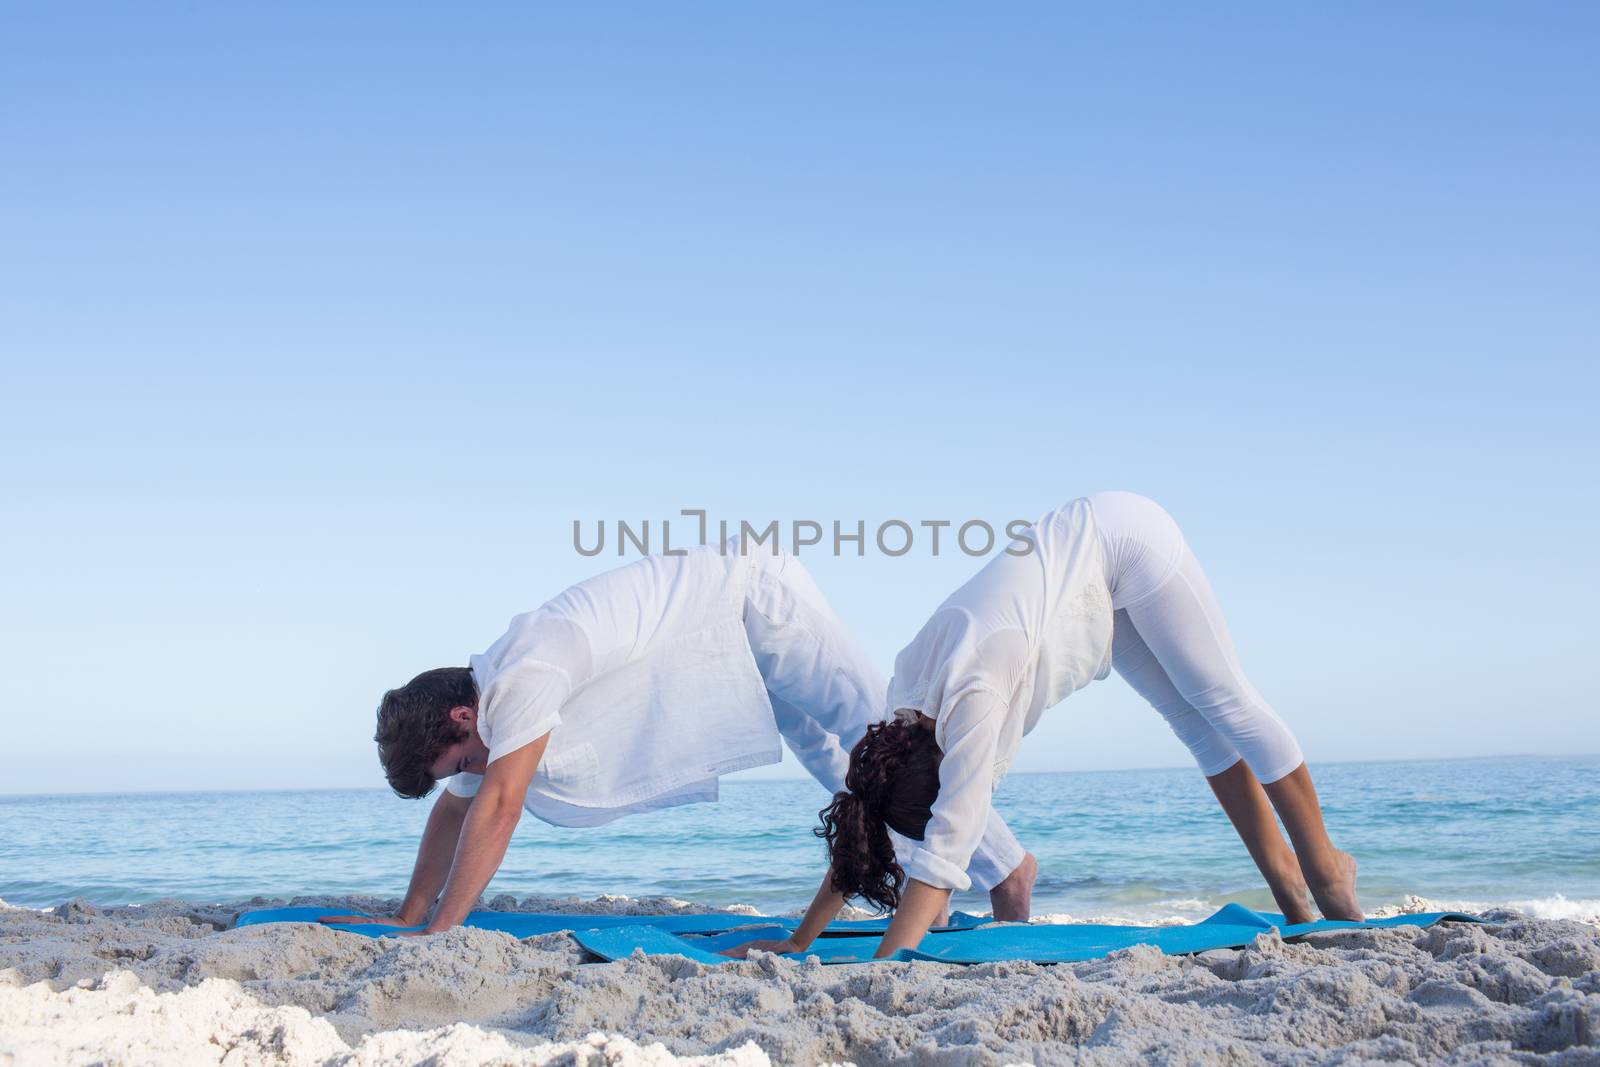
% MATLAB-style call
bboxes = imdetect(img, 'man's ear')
[448,704,476,727]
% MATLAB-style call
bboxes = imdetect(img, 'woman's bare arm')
[873,877,949,958]
[721,870,846,957]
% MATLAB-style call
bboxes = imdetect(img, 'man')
[326,541,1036,934]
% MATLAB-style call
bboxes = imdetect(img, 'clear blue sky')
[2,5,1595,794]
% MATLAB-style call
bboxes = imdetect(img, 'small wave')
[0,901,53,914]
[1030,910,1195,928]
[1150,897,1211,912]
[1024,894,1600,929]
[1371,893,1600,926]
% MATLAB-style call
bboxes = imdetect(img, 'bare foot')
[989,852,1038,921]
[1309,849,1362,921]
[1270,876,1315,926]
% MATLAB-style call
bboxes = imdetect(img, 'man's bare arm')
[424,736,548,932]
[398,788,474,922]
[319,788,472,926]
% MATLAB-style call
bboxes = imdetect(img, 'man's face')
[427,705,491,782]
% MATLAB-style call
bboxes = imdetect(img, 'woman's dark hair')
[374,666,477,799]
[816,719,942,913]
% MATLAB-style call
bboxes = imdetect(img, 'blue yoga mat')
[232,905,990,937]
[573,903,1484,965]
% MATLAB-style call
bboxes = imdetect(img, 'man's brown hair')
[374,666,477,798]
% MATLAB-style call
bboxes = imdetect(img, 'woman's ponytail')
[816,719,942,913]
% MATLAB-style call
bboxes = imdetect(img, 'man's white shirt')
[445,545,783,826]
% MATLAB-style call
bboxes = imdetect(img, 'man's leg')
[966,807,1036,921]
[742,552,885,794]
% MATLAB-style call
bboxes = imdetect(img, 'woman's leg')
[1204,761,1314,923]
[1261,765,1362,921]
[1111,611,1314,922]
[1121,549,1362,920]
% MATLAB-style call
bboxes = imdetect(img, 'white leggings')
[1088,492,1305,784]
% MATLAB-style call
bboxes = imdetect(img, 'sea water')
[2,756,1596,923]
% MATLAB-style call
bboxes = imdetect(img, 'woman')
[726,491,1359,960]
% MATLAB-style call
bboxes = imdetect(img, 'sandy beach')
[2,894,1596,1066]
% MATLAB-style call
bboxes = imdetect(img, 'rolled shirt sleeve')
[471,658,572,766]
[442,660,569,798]
[901,688,1007,893]
[965,806,1029,893]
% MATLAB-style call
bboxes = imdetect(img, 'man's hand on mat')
[719,937,801,959]
[316,915,418,927]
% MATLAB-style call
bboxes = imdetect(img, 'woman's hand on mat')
[316,914,419,927]
[719,937,802,959]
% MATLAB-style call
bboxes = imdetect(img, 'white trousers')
[1089,492,1305,784]
[742,551,1027,892]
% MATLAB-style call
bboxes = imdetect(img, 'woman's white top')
[445,545,783,827]
[886,498,1115,891]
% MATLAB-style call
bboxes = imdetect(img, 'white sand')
[2,894,1596,1066]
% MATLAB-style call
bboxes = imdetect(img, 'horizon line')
[2,752,1593,802]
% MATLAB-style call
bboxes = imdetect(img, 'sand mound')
[2,895,1596,1065]
[0,969,778,1066]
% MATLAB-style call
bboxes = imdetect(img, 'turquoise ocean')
[3,756,1596,923]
